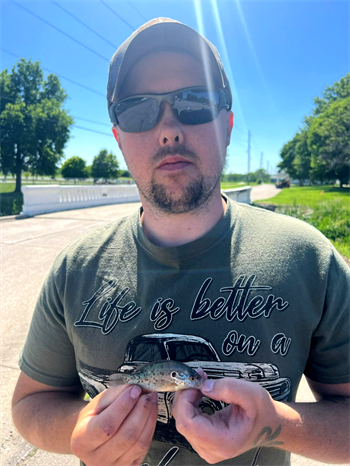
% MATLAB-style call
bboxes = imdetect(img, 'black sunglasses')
[109,86,230,133]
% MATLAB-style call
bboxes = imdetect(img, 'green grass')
[255,186,350,258]
[0,191,23,216]
[256,185,349,208]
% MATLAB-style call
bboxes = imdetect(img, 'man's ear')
[227,111,234,146]
[112,126,122,151]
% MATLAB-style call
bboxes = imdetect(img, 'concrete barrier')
[21,184,251,216]
[21,185,141,216]
[223,186,251,204]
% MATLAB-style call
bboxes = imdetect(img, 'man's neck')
[140,191,227,247]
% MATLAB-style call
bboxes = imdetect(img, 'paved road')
[0,193,346,466]
[250,183,281,202]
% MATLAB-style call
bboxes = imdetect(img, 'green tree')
[61,156,88,180]
[278,137,299,180]
[0,58,73,192]
[91,149,120,181]
[292,129,311,184]
[312,74,350,117]
[308,97,350,187]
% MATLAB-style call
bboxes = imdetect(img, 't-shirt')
[19,197,350,466]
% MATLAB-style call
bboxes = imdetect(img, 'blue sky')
[1,0,349,174]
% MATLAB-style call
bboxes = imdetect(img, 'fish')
[107,360,203,392]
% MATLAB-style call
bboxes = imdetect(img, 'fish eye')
[190,376,195,382]
[171,371,178,378]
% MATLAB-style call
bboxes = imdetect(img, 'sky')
[1,0,349,175]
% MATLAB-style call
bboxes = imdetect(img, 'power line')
[74,125,113,137]
[72,116,110,127]
[99,0,135,31]
[50,0,118,50]
[231,140,246,148]
[2,49,105,98]
[127,0,148,22]
[11,0,110,63]
[234,125,248,135]
[0,96,112,131]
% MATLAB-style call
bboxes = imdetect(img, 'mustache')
[152,145,198,164]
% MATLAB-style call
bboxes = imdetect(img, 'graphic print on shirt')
[75,275,292,465]
[77,333,291,450]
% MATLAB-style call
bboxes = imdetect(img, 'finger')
[91,391,157,466]
[195,367,206,379]
[73,385,142,454]
[201,378,262,417]
[116,392,158,466]
[172,388,201,418]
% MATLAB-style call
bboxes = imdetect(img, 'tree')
[61,156,88,180]
[91,149,120,181]
[278,137,299,180]
[292,129,311,184]
[0,58,73,192]
[308,97,350,187]
[312,74,350,117]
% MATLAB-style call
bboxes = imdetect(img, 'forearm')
[12,391,88,454]
[271,397,350,464]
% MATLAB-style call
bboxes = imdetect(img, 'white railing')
[223,186,251,204]
[21,185,141,216]
[21,185,251,216]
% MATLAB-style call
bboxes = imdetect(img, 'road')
[0,190,346,466]
[250,183,281,202]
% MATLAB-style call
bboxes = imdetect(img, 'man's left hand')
[172,377,283,464]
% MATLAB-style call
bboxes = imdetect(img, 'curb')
[0,214,31,222]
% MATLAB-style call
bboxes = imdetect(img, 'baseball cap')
[107,17,232,110]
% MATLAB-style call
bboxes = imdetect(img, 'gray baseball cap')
[107,17,232,109]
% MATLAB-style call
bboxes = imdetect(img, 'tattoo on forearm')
[254,424,284,447]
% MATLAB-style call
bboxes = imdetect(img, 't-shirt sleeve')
[19,253,81,387]
[304,248,350,384]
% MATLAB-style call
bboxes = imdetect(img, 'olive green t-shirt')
[19,198,350,466]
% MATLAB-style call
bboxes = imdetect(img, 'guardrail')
[20,185,251,216]
[21,185,141,216]
[223,186,251,204]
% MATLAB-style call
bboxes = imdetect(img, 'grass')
[255,185,350,258]
[0,191,23,216]
[256,185,349,208]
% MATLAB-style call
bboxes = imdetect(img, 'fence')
[20,185,251,216]
[21,185,141,216]
[223,186,252,204]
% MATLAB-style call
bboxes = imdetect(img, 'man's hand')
[71,385,158,466]
[172,377,282,464]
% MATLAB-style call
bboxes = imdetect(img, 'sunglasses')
[109,86,230,133]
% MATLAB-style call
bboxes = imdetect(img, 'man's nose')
[157,102,184,146]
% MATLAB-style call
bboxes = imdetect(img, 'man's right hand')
[71,385,158,466]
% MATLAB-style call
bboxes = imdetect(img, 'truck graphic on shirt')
[114,333,291,424]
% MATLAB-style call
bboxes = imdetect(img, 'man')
[12,18,350,466]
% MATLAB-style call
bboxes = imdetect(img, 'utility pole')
[267,160,270,175]
[260,151,263,169]
[247,130,251,182]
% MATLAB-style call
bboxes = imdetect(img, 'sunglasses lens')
[115,97,159,132]
[174,89,220,125]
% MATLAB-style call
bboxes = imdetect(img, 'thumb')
[201,377,259,409]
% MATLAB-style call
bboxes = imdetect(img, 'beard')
[136,145,223,214]
[144,173,220,214]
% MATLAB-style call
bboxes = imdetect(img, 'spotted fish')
[107,360,203,392]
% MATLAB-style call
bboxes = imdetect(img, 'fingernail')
[130,385,142,399]
[202,379,214,393]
